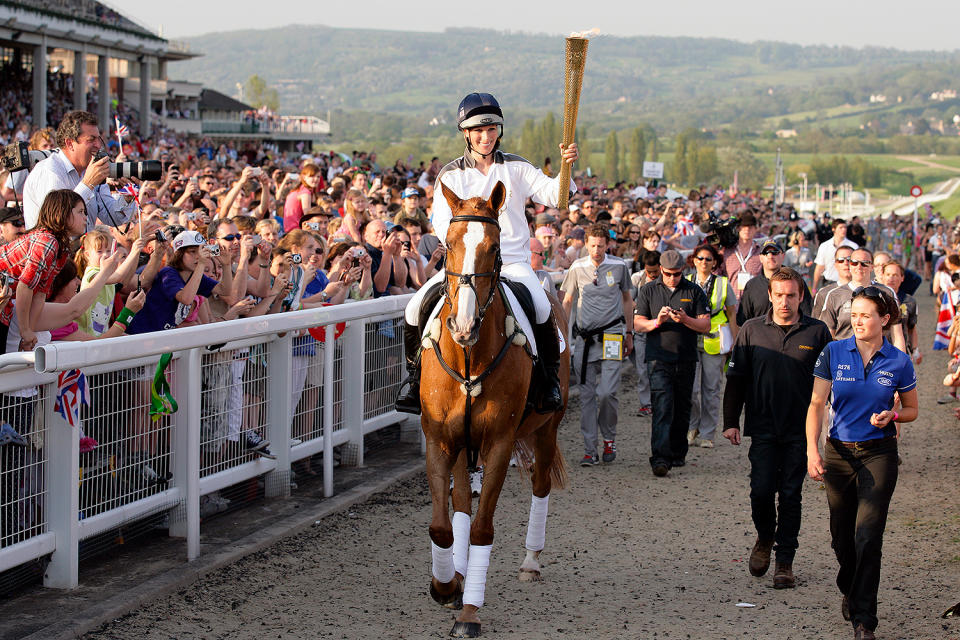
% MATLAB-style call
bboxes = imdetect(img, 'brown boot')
[748,538,774,577]
[854,623,875,640]
[773,562,795,589]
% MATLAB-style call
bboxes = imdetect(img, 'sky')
[116,0,960,52]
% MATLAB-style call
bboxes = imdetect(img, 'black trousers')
[748,438,806,564]
[647,359,696,468]
[823,437,899,633]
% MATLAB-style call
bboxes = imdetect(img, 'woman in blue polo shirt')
[805,286,918,640]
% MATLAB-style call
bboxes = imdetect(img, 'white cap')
[172,230,206,251]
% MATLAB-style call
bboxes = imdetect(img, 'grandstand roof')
[4,0,159,40]
[200,89,253,113]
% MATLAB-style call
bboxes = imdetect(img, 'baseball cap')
[569,203,580,212]
[760,239,783,254]
[0,207,24,225]
[789,211,799,221]
[401,187,419,199]
[535,225,557,237]
[172,230,207,251]
[660,249,685,270]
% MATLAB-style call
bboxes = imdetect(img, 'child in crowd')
[74,230,145,336]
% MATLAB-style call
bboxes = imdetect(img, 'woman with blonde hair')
[783,230,814,286]
[331,188,369,244]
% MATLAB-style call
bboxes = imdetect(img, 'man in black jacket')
[722,267,831,590]
[736,240,812,326]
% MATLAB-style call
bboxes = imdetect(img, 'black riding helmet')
[457,92,504,158]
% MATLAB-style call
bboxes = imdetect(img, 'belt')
[828,436,897,451]
[573,319,622,384]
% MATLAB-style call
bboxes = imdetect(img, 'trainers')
[687,429,698,446]
[0,423,27,447]
[699,438,714,448]
[637,405,652,417]
[256,446,277,460]
[469,467,483,496]
[245,431,271,452]
[580,454,600,467]
[652,463,669,477]
[602,440,617,463]
[937,393,958,404]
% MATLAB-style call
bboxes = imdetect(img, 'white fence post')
[266,335,293,498]
[322,328,336,497]
[169,349,201,560]
[341,319,365,468]
[42,381,79,589]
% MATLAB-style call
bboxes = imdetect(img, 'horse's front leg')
[451,439,512,637]
[425,437,462,609]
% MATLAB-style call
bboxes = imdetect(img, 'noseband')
[443,215,502,322]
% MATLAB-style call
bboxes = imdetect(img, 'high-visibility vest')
[687,273,730,355]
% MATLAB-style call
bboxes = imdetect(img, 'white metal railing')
[0,294,413,589]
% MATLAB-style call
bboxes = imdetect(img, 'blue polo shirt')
[813,337,916,442]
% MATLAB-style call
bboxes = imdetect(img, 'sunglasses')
[218,234,241,241]
[761,250,782,256]
[848,259,871,267]
[694,256,714,261]
[6,220,25,227]
[661,270,683,278]
[852,285,888,305]
[835,256,852,264]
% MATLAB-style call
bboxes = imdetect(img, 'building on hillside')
[198,89,329,150]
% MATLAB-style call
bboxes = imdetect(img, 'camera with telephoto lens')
[1,141,54,172]
[92,150,163,181]
[699,212,740,248]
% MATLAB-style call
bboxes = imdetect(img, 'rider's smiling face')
[467,125,499,155]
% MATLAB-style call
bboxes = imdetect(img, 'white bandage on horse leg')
[462,544,493,609]
[525,494,550,551]
[452,511,470,577]
[431,541,455,584]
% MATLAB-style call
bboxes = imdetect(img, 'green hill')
[175,26,960,138]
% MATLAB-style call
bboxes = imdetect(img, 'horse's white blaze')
[454,221,484,334]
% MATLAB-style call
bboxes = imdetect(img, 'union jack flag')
[54,369,90,428]
[120,183,140,202]
[934,292,954,351]
[114,115,129,138]
[713,189,725,200]
[675,214,696,236]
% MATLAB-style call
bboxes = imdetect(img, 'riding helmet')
[457,93,504,130]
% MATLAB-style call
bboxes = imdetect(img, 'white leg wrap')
[452,511,471,577]
[431,541,455,584]
[525,494,549,552]
[462,544,492,608]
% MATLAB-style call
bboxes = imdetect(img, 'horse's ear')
[488,181,506,215]
[440,181,461,211]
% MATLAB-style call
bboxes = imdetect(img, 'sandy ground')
[85,312,960,640]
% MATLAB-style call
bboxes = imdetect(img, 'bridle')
[442,214,503,325]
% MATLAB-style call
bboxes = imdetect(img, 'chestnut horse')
[419,180,569,638]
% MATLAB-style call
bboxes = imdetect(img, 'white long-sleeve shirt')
[430,150,575,266]
[22,150,136,231]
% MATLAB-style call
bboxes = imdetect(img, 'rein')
[436,213,508,472]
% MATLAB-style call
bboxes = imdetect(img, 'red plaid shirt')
[0,229,69,325]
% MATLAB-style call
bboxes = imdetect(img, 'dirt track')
[86,308,960,640]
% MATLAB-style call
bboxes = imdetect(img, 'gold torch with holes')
[557,35,589,210]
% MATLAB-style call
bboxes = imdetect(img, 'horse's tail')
[513,426,568,491]
[548,443,568,491]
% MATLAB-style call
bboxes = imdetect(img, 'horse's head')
[441,180,506,347]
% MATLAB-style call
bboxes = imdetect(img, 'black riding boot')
[533,310,563,413]
[395,321,423,415]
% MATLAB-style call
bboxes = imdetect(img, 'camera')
[291,253,302,264]
[155,230,167,243]
[355,248,365,257]
[206,243,220,257]
[251,234,262,246]
[307,222,320,231]
[401,240,411,250]
[0,272,16,288]
[699,212,740,248]
[1,141,54,172]
[93,150,163,181]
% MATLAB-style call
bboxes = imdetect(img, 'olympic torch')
[557,32,592,209]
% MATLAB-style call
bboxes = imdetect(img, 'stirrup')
[395,371,422,415]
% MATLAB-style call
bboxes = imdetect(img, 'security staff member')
[737,239,812,325]
[561,223,633,466]
[635,249,710,477]
[806,286,917,640]
[723,267,832,590]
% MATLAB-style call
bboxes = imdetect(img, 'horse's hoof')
[430,581,463,610]
[518,568,542,582]
[449,621,481,638]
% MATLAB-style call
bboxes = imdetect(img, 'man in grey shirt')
[561,224,634,467]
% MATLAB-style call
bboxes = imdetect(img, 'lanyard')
[735,245,754,270]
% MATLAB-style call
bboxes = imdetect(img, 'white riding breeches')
[404,261,552,326]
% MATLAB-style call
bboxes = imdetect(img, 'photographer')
[720,212,762,300]
[22,111,137,232]
[1,128,55,203]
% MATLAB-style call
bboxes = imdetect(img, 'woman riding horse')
[396,92,578,415]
